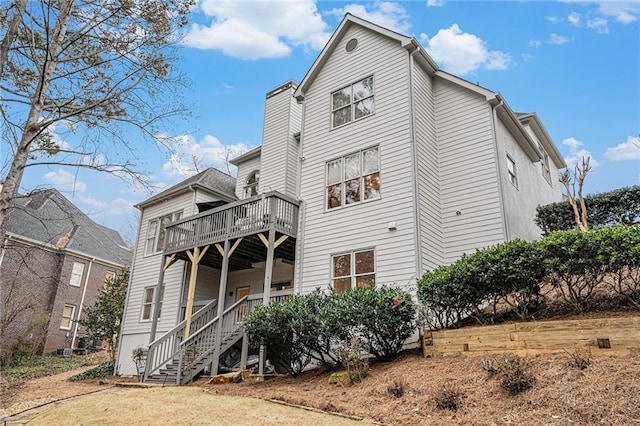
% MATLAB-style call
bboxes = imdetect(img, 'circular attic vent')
[345,38,358,53]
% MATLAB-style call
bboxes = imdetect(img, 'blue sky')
[16,0,640,243]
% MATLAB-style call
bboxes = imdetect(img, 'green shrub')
[243,286,417,376]
[243,297,313,377]
[336,285,417,362]
[69,362,114,382]
[536,185,640,233]
[600,224,640,309]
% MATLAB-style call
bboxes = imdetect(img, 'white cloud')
[78,195,135,216]
[521,53,533,61]
[546,33,570,45]
[420,24,511,75]
[42,169,87,193]
[604,136,640,161]
[427,0,445,7]
[161,134,254,178]
[562,137,600,169]
[546,15,563,23]
[597,1,639,24]
[528,39,542,48]
[328,2,411,34]
[184,0,330,59]
[568,12,582,26]
[587,17,609,33]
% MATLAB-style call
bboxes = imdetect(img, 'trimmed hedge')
[535,185,640,232]
[243,286,417,376]
[417,225,640,328]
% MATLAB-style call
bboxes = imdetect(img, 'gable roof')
[229,146,261,166]
[293,13,437,100]
[7,189,132,266]
[517,113,567,168]
[136,167,237,208]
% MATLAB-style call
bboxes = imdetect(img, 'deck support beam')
[258,224,276,375]
[210,237,236,376]
[183,245,209,339]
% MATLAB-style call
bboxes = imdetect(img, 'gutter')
[492,94,542,162]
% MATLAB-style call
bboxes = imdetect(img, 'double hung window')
[60,304,76,330]
[331,76,374,128]
[141,286,164,321]
[69,262,84,287]
[145,211,183,255]
[507,155,518,188]
[331,249,375,294]
[327,146,380,209]
[244,170,259,198]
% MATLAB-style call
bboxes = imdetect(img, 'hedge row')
[417,225,640,329]
[243,286,416,376]
[535,185,640,232]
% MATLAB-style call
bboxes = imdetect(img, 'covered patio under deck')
[144,192,299,384]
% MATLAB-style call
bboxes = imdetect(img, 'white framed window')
[331,249,375,294]
[244,170,259,198]
[541,150,552,185]
[507,155,518,188]
[60,304,76,330]
[327,146,380,209]
[331,76,374,128]
[145,211,182,255]
[69,262,85,287]
[141,286,164,321]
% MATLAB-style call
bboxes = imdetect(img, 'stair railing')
[177,294,263,384]
[144,299,217,381]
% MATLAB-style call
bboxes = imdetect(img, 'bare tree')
[560,156,592,232]
[0,0,193,256]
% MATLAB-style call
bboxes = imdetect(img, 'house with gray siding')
[116,14,566,382]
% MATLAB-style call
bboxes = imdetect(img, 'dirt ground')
[3,343,640,425]
[198,349,640,425]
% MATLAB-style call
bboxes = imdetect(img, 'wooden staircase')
[144,296,259,385]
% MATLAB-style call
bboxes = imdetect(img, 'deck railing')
[164,192,299,254]
[144,299,217,380]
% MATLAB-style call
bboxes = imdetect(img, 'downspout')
[72,258,94,349]
[489,99,511,241]
[408,47,423,282]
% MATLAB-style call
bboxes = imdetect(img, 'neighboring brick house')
[0,189,131,357]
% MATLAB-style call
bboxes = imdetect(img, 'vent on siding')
[345,38,358,53]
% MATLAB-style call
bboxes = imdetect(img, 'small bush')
[335,337,367,384]
[565,347,592,370]
[492,354,536,395]
[434,383,465,411]
[387,379,406,398]
[69,362,113,382]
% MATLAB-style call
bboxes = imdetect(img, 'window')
[141,286,164,321]
[327,146,380,209]
[69,262,84,287]
[244,170,259,198]
[507,155,518,187]
[331,76,374,128]
[60,304,76,330]
[145,211,182,255]
[541,150,552,185]
[332,249,375,294]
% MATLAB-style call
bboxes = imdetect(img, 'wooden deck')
[163,191,299,255]
[424,316,640,357]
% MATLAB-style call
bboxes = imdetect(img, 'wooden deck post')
[258,222,276,375]
[240,332,249,371]
[183,246,209,339]
[211,239,231,376]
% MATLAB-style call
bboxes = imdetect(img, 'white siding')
[499,121,564,240]
[235,156,261,199]
[299,24,418,294]
[260,85,302,198]
[412,62,443,272]
[434,78,506,263]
